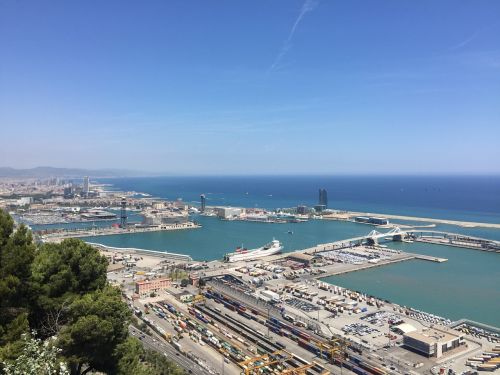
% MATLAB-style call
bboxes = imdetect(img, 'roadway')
[129,325,207,374]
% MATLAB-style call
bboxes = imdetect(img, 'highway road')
[129,325,210,375]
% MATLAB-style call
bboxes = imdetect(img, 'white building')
[16,197,33,206]
[216,207,243,219]
[403,326,465,358]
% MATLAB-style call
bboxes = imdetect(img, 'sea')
[37,176,500,327]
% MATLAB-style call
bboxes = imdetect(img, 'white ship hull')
[224,240,283,262]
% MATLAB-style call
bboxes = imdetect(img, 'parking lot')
[342,322,380,337]
[284,297,320,312]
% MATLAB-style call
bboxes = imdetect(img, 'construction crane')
[239,350,292,375]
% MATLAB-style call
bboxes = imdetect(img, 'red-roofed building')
[135,277,171,298]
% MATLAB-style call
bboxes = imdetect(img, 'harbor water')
[79,176,500,327]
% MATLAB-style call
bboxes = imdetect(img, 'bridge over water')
[313,227,500,253]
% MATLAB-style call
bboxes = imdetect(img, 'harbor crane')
[239,350,292,375]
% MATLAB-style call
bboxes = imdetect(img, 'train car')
[352,365,370,375]
[296,331,310,342]
[223,301,236,311]
[297,339,320,356]
[240,311,252,320]
[275,341,286,350]
[269,317,279,325]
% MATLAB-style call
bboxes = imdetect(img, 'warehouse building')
[403,326,465,358]
[216,207,243,219]
[286,253,320,267]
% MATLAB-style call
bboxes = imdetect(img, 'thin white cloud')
[449,30,480,51]
[269,0,319,72]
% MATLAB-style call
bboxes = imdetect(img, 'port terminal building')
[403,326,465,358]
[216,207,243,219]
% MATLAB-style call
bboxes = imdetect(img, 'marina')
[40,221,200,242]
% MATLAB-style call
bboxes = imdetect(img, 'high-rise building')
[319,188,328,208]
[64,184,75,199]
[83,176,90,195]
[200,194,206,212]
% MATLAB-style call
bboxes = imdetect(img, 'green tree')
[30,239,108,330]
[114,337,150,375]
[0,210,36,357]
[0,224,36,304]
[0,210,14,249]
[0,211,186,375]
[58,286,130,374]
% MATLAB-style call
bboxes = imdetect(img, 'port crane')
[239,350,292,375]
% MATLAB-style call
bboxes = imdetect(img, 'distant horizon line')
[1,166,500,178]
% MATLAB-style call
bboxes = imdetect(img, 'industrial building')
[80,209,117,219]
[392,323,417,335]
[142,212,189,225]
[403,326,465,358]
[286,253,317,267]
[355,216,390,226]
[135,277,171,298]
[216,207,243,219]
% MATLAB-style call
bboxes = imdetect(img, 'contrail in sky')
[269,0,319,72]
[449,30,480,51]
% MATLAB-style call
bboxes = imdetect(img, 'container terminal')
[103,236,499,375]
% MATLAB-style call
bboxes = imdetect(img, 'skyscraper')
[83,176,90,195]
[319,188,328,208]
[200,194,206,212]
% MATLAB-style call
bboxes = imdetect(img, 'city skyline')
[1,1,500,174]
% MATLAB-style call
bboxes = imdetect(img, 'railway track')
[197,303,327,374]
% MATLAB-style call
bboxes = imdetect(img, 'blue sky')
[1,0,499,174]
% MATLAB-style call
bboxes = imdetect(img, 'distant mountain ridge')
[0,166,154,178]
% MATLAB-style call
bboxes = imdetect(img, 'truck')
[260,290,281,302]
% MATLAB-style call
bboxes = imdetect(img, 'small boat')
[288,230,294,235]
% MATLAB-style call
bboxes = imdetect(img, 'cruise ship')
[223,239,283,262]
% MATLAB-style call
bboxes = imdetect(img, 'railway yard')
[107,242,500,375]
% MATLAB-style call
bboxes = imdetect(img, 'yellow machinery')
[309,335,347,364]
[239,350,292,375]
[193,294,205,303]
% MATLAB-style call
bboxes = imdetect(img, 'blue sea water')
[323,241,500,327]
[97,175,500,223]
[81,175,500,327]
